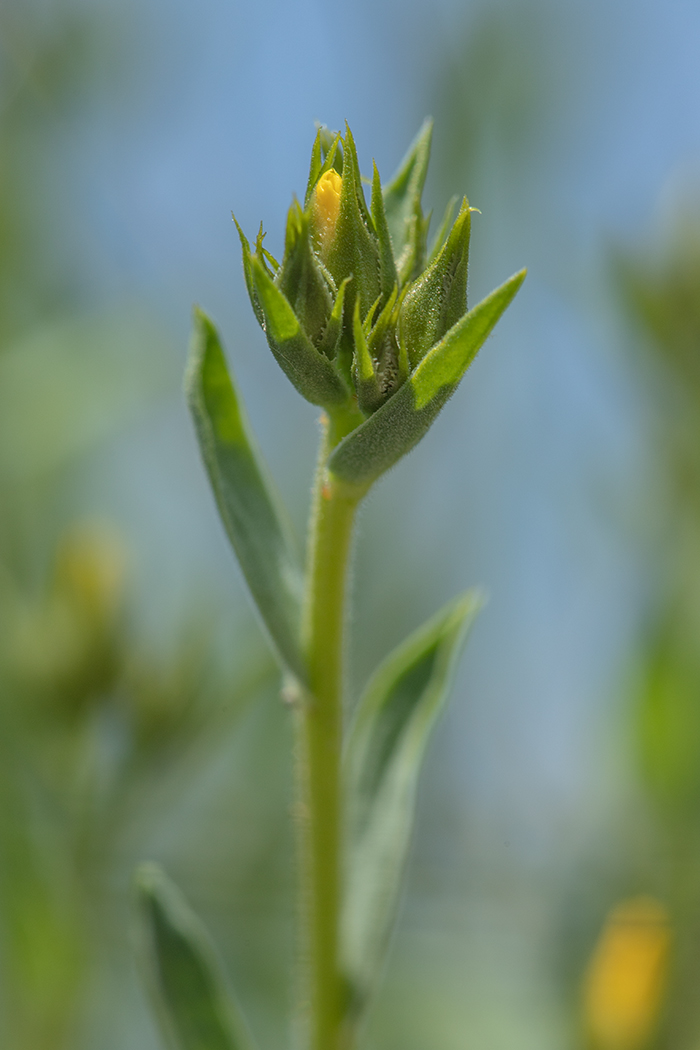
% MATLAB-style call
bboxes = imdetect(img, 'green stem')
[299,407,363,1050]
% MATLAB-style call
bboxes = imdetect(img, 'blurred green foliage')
[0,5,274,1047]
[612,203,700,1050]
[4,2,700,1049]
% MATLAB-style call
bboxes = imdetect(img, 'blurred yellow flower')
[583,896,671,1050]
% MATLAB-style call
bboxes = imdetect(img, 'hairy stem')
[299,407,363,1050]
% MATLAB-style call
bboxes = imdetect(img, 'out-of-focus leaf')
[186,309,306,682]
[0,312,172,481]
[341,590,483,1013]
[329,270,526,490]
[135,863,253,1050]
[382,119,433,285]
[635,621,700,811]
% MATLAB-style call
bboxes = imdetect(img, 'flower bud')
[313,169,342,254]
[231,122,524,439]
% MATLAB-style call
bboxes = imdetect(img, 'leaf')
[135,863,253,1050]
[186,309,306,682]
[0,312,172,482]
[329,269,526,490]
[250,256,349,408]
[342,591,483,1012]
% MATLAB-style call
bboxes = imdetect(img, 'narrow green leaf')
[410,268,526,409]
[382,119,433,285]
[328,269,526,490]
[186,309,306,682]
[135,863,253,1050]
[250,256,349,407]
[342,591,483,1012]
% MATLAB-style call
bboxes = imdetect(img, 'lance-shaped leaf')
[250,256,349,408]
[186,309,306,681]
[135,863,254,1050]
[329,269,526,491]
[382,119,432,285]
[342,591,483,1012]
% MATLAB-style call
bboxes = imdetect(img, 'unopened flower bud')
[313,169,342,252]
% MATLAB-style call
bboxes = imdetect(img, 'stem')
[299,407,363,1050]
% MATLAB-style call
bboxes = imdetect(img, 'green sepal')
[318,275,352,360]
[399,198,472,370]
[342,591,483,1014]
[305,129,343,206]
[343,125,374,234]
[371,161,399,302]
[427,195,458,264]
[323,125,381,321]
[233,216,264,327]
[135,862,254,1050]
[276,198,333,347]
[305,129,323,205]
[329,269,526,489]
[186,309,307,682]
[253,221,279,274]
[367,285,405,404]
[382,119,432,286]
[250,256,349,408]
[254,224,275,277]
[352,297,384,415]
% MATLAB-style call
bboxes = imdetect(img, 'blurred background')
[1,0,700,1047]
